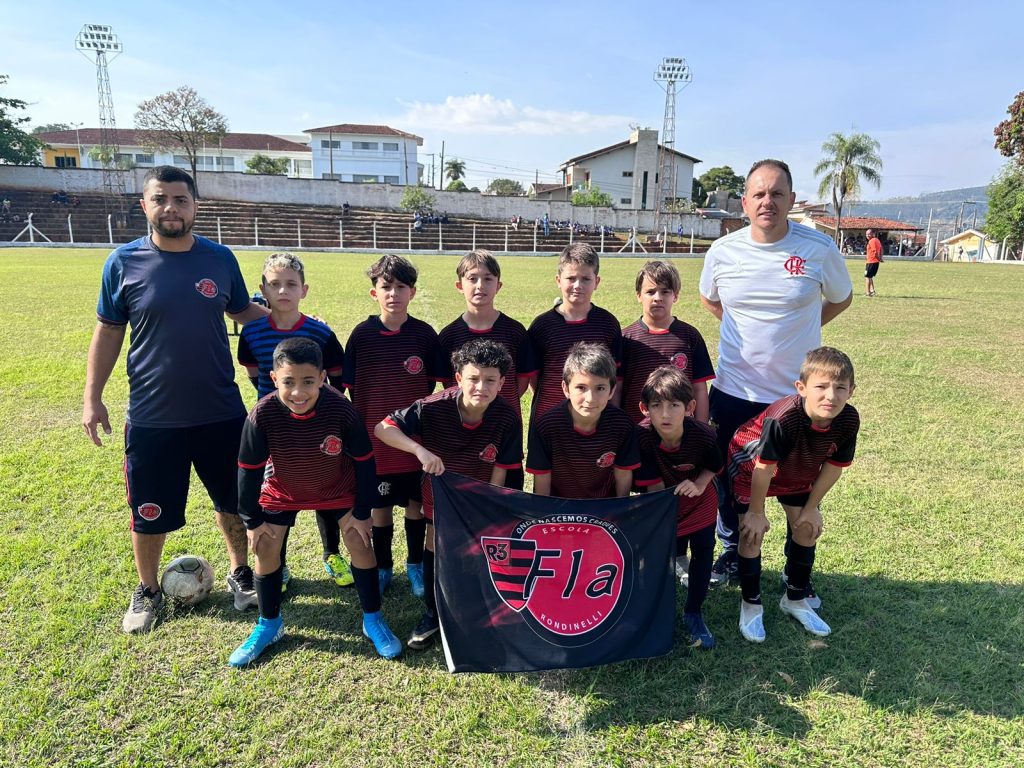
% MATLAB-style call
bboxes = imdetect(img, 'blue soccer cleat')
[406,562,425,599]
[683,611,715,650]
[362,611,402,659]
[228,616,285,667]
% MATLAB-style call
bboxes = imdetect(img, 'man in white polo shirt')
[699,159,853,592]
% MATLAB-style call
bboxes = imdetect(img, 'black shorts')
[262,508,349,528]
[733,492,811,517]
[124,416,245,535]
[373,471,423,508]
[864,262,880,278]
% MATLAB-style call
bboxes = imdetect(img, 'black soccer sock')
[315,510,341,559]
[372,524,394,570]
[737,554,762,604]
[684,526,715,615]
[279,526,290,570]
[405,517,427,564]
[255,566,284,620]
[676,535,689,558]
[423,550,437,615]
[351,565,381,614]
[785,542,816,601]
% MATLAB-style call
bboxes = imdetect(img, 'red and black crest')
[670,352,688,370]
[404,355,424,375]
[479,443,498,463]
[321,435,343,456]
[138,502,162,521]
[596,451,615,468]
[783,255,806,276]
[481,536,537,612]
[194,278,218,298]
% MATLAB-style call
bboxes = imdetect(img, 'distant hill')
[839,187,988,238]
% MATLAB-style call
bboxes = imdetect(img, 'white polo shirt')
[699,221,852,403]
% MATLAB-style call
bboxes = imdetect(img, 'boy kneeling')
[230,338,401,666]
[728,347,859,643]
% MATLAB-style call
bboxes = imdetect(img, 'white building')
[544,128,700,210]
[304,123,423,184]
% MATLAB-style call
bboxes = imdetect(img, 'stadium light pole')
[653,56,692,232]
[70,121,84,165]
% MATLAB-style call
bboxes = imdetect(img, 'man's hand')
[82,399,112,446]
[247,523,277,554]
[739,511,771,547]
[415,446,445,475]
[342,514,372,549]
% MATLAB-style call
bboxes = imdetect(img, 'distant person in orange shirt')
[865,229,883,296]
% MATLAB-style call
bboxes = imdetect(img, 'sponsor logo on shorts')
[783,255,806,276]
[137,503,162,521]
[596,452,615,468]
[404,356,424,375]
[195,278,219,298]
[479,443,498,463]
[321,435,343,456]
[670,352,688,370]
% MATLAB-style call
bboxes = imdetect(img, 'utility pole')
[439,140,445,191]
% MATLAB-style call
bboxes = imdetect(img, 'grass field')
[1,247,1022,768]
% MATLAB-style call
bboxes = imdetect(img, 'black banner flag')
[431,473,677,673]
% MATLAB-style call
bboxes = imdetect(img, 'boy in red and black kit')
[230,338,401,666]
[375,339,523,650]
[634,366,723,650]
[438,249,535,490]
[620,260,715,424]
[527,342,639,499]
[527,243,622,426]
[728,346,859,644]
[343,254,441,599]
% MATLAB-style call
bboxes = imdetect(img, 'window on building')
[320,140,341,149]
[321,173,342,180]
[354,174,378,183]
[55,156,77,169]
[116,153,134,166]
[622,171,633,177]
[134,153,154,165]
[353,142,379,151]
[620,198,632,205]
[382,175,400,184]
[295,160,312,175]
[173,155,190,166]
[382,142,399,151]
[216,157,235,170]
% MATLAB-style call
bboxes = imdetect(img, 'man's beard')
[153,218,194,238]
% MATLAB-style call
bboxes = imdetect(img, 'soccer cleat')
[780,570,821,610]
[674,555,690,588]
[122,583,163,634]
[323,554,355,588]
[228,616,285,667]
[407,561,425,599]
[710,551,738,587]
[362,611,402,659]
[779,596,831,637]
[227,565,258,610]
[407,609,440,650]
[739,600,766,643]
[683,611,715,650]
[280,566,291,595]
[378,567,393,597]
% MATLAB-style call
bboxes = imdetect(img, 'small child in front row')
[527,342,639,499]
[633,366,723,650]
[230,338,402,666]
[375,339,523,651]
[236,252,354,591]
[727,346,859,643]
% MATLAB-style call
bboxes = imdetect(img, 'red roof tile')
[810,215,921,232]
[35,129,310,152]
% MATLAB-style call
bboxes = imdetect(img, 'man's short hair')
[367,254,417,287]
[800,346,855,387]
[640,366,694,406]
[866,229,875,237]
[262,252,305,284]
[457,249,501,280]
[558,242,600,275]
[142,166,197,200]
[634,260,681,294]
[562,341,616,386]
[745,159,793,192]
[272,337,323,371]
[451,338,512,377]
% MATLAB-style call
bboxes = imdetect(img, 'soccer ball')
[161,555,215,606]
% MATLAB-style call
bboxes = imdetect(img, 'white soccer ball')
[161,555,215,606]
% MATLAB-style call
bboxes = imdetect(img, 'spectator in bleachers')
[342,201,351,216]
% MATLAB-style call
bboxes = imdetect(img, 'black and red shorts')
[373,470,423,508]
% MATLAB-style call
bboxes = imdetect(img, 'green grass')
[1,249,1022,767]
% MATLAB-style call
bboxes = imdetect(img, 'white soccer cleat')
[779,596,831,637]
[738,600,765,643]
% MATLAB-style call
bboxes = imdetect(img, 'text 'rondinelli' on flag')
[431,473,677,673]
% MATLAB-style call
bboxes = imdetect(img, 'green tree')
[571,185,613,207]
[134,86,228,196]
[814,132,883,247]
[400,185,436,213]
[446,179,468,192]
[994,90,1024,166]
[32,122,72,135]
[88,145,134,170]
[986,164,1024,252]
[698,166,744,196]
[444,158,466,183]
[245,153,289,175]
[0,75,45,165]
[485,178,525,196]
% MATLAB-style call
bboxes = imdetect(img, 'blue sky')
[3,0,1021,200]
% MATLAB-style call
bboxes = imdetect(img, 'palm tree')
[445,158,467,183]
[814,132,883,249]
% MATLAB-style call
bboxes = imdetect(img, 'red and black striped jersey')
[385,386,523,517]
[238,386,375,514]
[526,400,640,499]
[527,305,622,424]
[634,418,723,536]
[728,394,859,503]
[437,313,537,422]
[619,318,715,423]
[343,315,442,474]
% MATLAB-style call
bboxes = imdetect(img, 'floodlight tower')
[76,24,127,217]
[653,57,692,230]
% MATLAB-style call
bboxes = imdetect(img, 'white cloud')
[398,94,633,136]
